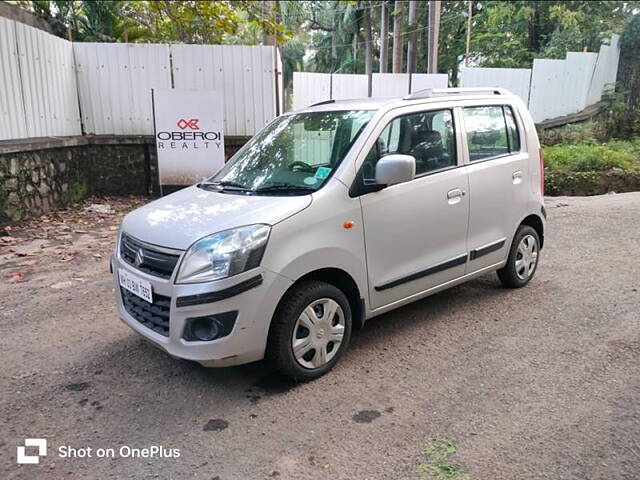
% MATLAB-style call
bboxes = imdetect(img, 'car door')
[461,103,530,272]
[356,107,470,310]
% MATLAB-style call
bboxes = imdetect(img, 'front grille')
[120,288,171,337]
[120,233,180,279]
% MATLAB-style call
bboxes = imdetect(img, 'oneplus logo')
[17,438,47,464]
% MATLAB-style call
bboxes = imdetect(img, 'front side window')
[361,108,456,182]
[463,105,521,161]
[206,110,373,195]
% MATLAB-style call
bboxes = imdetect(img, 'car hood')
[121,185,311,250]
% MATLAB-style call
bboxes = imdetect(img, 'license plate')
[119,268,153,303]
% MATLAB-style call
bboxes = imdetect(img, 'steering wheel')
[289,161,314,172]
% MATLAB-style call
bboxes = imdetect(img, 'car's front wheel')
[267,280,352,381]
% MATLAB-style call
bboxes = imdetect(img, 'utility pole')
[391,0,404,74]
[380,1,389,73]
[406,0,418,74]
[465,1,472,67]
[427,0,441,73]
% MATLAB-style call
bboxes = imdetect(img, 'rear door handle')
[512,171,523,184]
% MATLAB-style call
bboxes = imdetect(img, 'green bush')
[542,136,640,195]
[543,138,640,172]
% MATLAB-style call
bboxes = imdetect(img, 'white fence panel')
[372,73,409,97]
[0,17,27,140]
[410,73,448,92]
[565,52,598,113]
[292,72,331,110]
[74,43,170,135]
[15,22,81,138]
[587,34,620,106]
[171,45,278,136]
[529,59,574,122]
[332,73,368,100]
[460,67,531,104]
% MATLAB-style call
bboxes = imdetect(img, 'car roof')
[291,88,518,115]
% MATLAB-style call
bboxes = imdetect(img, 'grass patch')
[542,136,640,195]
[543,137,640,173]
[405,439,471,480]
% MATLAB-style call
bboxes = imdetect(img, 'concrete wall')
[0,136,248,225]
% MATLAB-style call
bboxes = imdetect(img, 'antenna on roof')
[310,99,336,107]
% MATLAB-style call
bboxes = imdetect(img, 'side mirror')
[375,154,416,186]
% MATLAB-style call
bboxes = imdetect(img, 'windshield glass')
[206,110,374,195]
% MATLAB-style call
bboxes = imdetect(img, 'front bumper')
[112,254,293,367]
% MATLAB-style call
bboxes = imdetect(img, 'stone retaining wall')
[0,135,247,225]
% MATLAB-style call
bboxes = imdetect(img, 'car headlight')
[176,224,271,284]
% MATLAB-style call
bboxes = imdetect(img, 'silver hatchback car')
[112,88,546,380]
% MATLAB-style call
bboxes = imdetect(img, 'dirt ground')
[1,193,639,480]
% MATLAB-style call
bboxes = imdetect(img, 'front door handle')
[447,188,465,204]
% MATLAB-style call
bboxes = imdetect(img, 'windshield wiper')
[253,184,316,195]
[198,181,252,193]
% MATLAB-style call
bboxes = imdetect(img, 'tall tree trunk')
[364,5,373,87]
[331,12,338,71]
[380,1,389,73]
[427,0,440,73]
[406,0,418,74]
[353,34,358,73]
[392,0,404,73]
[465,0,472,66]
[263,0,277,46]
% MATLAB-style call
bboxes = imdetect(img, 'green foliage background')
[14,1,639,85]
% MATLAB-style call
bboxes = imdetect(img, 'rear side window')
[504,106,521,152]
[463,105,521,161]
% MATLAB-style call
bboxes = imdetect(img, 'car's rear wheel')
[497,225,540,288]
[267,280,352,381]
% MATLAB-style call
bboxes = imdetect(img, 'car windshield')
[203,110,374,195]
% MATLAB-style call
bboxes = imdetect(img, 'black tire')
[497,225,540,288]
[267,280,352,381]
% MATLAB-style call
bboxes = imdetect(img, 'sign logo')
[134,249,145,267]
[176,118,200,130]
[17,438,47,464]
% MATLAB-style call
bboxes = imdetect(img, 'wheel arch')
[274,267,365,330]
[520,213,545,248]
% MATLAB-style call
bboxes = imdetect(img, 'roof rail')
[403,87,512,101]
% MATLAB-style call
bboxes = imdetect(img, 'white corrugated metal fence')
[1,17,81,140]
[74,43,171,135]
[0,18,282,140]
[461,35,620,123]
[292,72,448,110]
[171,45,280,137]
[0,17,27,140]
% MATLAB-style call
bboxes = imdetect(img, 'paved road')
[1,193,639,479]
